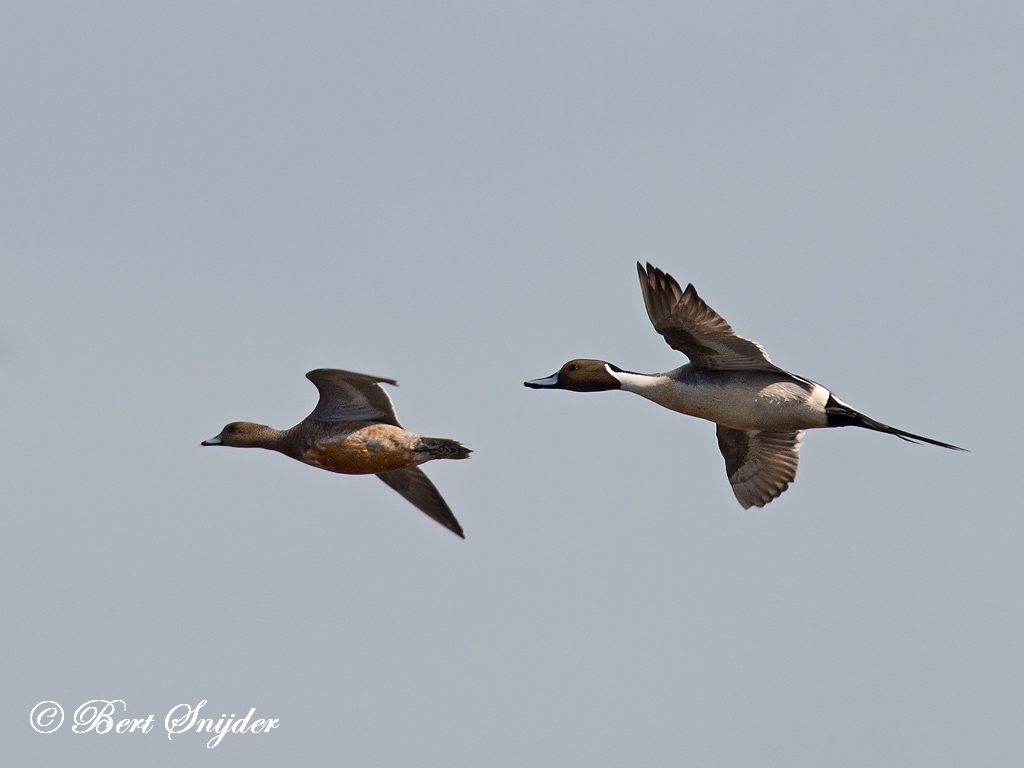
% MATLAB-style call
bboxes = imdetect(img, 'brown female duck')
[203,369,470,537]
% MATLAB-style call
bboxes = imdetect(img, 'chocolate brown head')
[524,359,623,393]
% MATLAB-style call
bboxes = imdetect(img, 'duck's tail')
[418,437,473,461]
[825,394,966,451]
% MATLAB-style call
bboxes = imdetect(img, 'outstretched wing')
[305,369,401,426]
[377,467,465,538]
[716,425,803,509]
[637,262,781,372]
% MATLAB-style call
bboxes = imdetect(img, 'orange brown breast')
[300,423,423,475]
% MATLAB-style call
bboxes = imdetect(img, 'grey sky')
[2,2,1021,765]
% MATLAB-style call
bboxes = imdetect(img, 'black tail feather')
[825,394,966,451]
[418,437,473,460]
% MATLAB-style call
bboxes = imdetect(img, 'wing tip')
[437,513,466,539]
[305,368,398,387]
[637,261,652,290]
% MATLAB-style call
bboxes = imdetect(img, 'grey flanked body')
[525,263,964,509]
[612,367,830,432]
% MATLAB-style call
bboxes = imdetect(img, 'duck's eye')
[568,363,578,371]
[226,425,237,433]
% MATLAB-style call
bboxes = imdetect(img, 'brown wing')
[305,369,401,426]
[716,425,803,509]
[637,262,781,372]
[377,467,465,538]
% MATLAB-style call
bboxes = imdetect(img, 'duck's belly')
[641,373,831,432]
[301,424,422,475]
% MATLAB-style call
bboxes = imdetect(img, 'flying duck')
[203,369,470,537]
[525,263,964,508]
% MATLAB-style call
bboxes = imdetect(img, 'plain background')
[2,2,1021,765]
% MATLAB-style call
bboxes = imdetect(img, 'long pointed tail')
[825,394,966,451]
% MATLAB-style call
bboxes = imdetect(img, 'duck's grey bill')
[524,373,560,388]
[201,435,223,446]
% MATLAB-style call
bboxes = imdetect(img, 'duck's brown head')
[201,421,281,448]
[524,359,623,393]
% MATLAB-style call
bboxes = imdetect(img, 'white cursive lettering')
[162,701,278,747]
[31,698,272,747]
[164,699,206,740]
[73,700,126,734]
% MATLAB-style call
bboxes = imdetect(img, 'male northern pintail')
[525,263,964,509]
[203,368,470,537]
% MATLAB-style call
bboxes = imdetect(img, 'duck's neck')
[609,368,698,415]
[609,369,672,395]
[240,424,300,456]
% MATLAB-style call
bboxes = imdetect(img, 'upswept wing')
[377,467,465,538]
[305,369,401,426]
[637,262,781,372]
[716,426,803,509]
